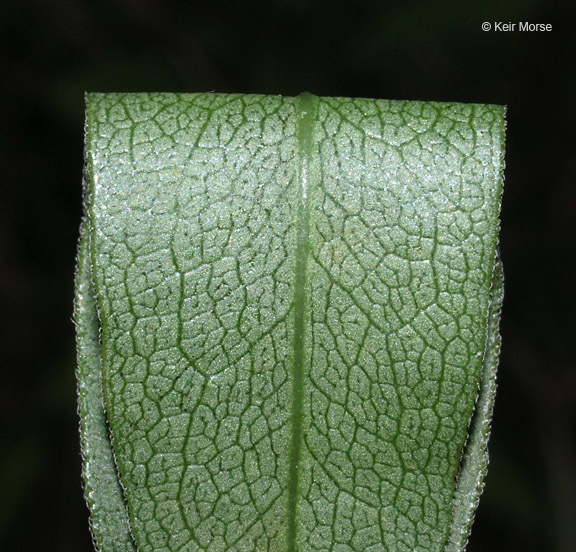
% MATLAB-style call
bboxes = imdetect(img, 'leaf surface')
[76,92,505,552]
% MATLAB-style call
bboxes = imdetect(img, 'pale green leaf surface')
[76,93,505,552]
[75,224,137,551]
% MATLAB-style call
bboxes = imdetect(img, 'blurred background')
[1,1,574,550]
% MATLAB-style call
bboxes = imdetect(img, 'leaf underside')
[76,93,505,552]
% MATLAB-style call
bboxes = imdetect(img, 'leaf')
[76,93,505,552]
[76,225,137,552]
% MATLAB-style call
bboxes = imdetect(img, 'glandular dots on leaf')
[77,92,505,552]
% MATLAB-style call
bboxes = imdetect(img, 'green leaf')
[76,93,505,552]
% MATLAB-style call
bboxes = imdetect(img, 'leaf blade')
[446,256,504,551]
[297,97,504,551]
[87,93,301,551]
[75,222,137,552]
[78,93,505,552]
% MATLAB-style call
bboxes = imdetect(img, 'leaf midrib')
[288,92,316,551]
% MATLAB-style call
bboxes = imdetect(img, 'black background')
[1,1,574,550]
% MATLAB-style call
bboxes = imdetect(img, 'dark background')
[1,1,574,550]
